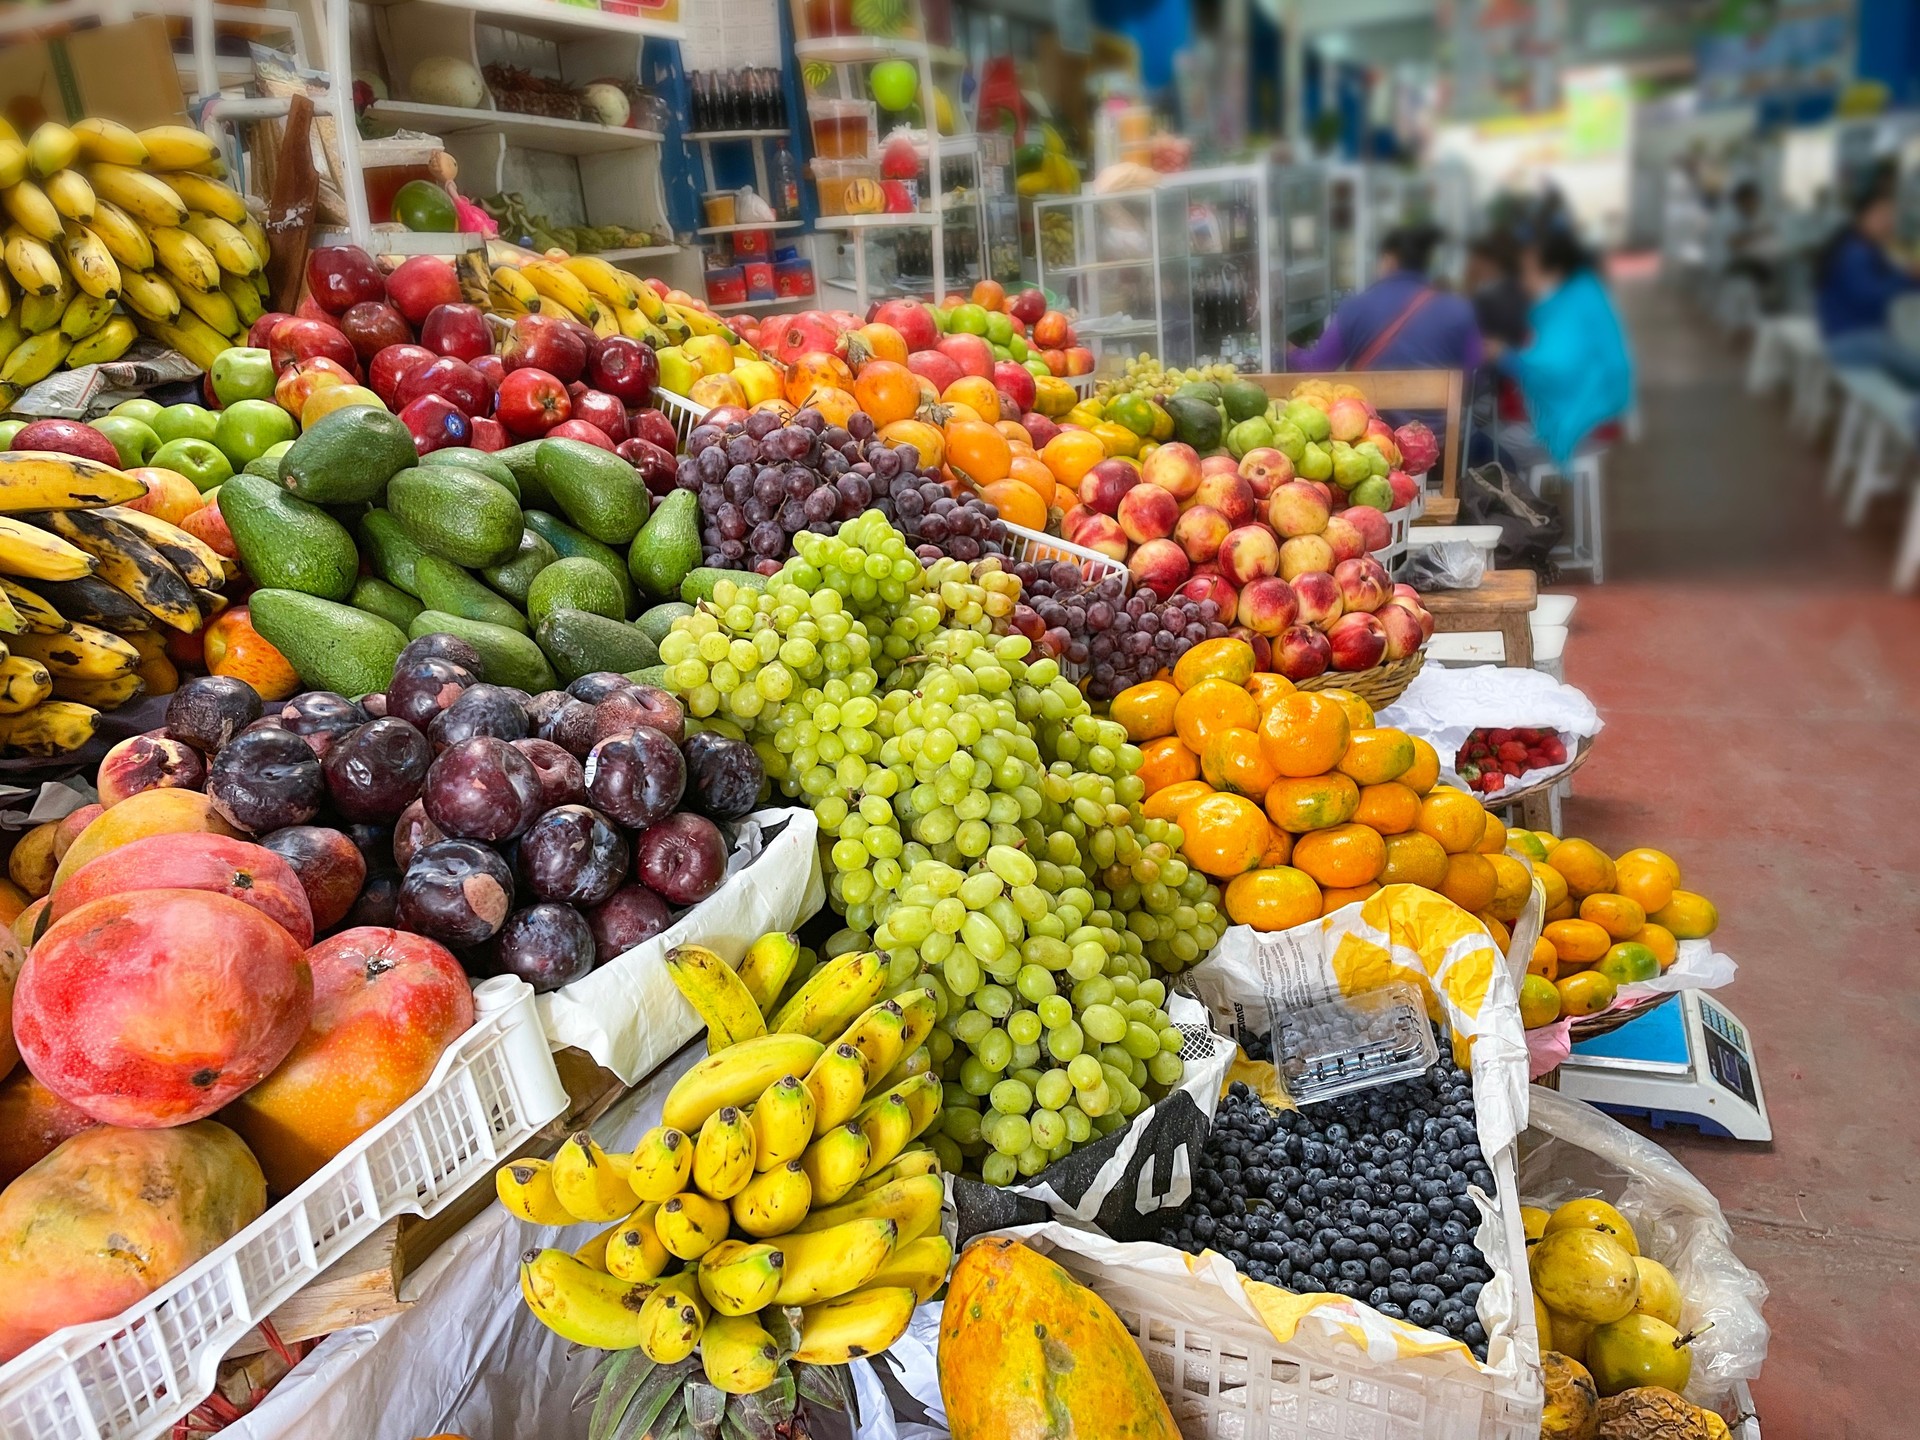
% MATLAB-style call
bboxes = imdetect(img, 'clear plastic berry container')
[1266,981,1439,1105]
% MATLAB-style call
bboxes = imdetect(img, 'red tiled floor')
[1552,278,1920,1437]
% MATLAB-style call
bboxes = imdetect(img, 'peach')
[1328,396,1371,443]
[1227,627,1273,672]
[1061,504,1094,542]
[1141,441,1203,499]
[1322,515,1367,564]
[1193,471,1256,527]
[1385,595,1435,642]
[1127,538,1191,597]
[1326,611,1387,670]
[1364,417,1402,465]
[1217,525,1282,587]
[1176,573,1238,625]
[1079,458,1138,517]
[1117,483,1181,544]
[1274,624,1332,680]
[1075,513,1130,561]
[1174,504,1231,563]
[1279,533,1336,581]
[1237,576,1300,636]
[1199,454,1241,479]
[1291,570,1345,626]
[96,734,205,808]
[1334,556,1392,613]
[1238,447,1294,498]
[1266,480,1331,539]
[1392,582,1422,604]
[51,804,103,861]
[1388,470,1421,509]
[1343,504,1393,553]
[1377,602,1425,660]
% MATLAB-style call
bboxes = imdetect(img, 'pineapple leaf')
[590,1349,656,1440]
[760,1306,802,1358]
[685,1380,727,1439]
[734,1379,799,1440]
[792,1363,847,1413]
[613,1357,698,1440]
[650,1393,687,1440]
[719,1412,755,1440]
[577,1348,623,1410]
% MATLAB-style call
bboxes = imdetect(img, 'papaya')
[939,1236,1178,1440]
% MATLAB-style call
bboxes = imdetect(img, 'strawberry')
[1487,728,1514,746]
[1540,738,1567,764]
[1497,740,1529,762]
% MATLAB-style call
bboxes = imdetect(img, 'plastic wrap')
[1524,939,1739,1079]
[1376,664,1604,797]
[1401,540,1486,592]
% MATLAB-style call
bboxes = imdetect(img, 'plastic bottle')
[772,143,801,220]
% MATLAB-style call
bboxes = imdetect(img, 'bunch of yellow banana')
[481,248,744,353]
[0,117,265,385]
[495,931,949,1387]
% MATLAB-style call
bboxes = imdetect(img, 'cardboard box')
[0,15,188,132]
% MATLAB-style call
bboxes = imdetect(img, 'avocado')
[355,509,431,597]
[626,664,670,688]
[1173,380,1222,405]
[386,466,524,569]
[479,528,559,606]
[349,575,423,632]
[250,588,407,696]
[243,456,280,479]
[680,566,771,605]
[421,446,519,498]
[218,472,359,601]
[414,553,531,634]
[523,510,636,617]
[1220,379,1272,424]
[527,556,625,628]
[277,405,417,505]
[534,438,650,545]
[1163,395,1224,454]
[535,608,660,685]
[627,489,701,602]
[494,442,555,510]
[408,610,556,693]
[635,601,694,646]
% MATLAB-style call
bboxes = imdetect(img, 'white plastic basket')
[1000,521,1129,585]
[1066,373,1098,398]
[0,975,568,1440]
[652,387,710,450]
[1375,501,1414,578]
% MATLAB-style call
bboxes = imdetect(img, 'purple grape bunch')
[1007,560,1231,701]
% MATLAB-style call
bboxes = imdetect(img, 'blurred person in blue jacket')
[1289,223,1483,373]
[1816,180,1920,386]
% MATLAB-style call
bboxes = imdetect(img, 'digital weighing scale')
[1556,990,1772,1141]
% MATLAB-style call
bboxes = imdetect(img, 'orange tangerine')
[1547,838,1616,900]
[1111,680,1181,742]
[1438,852,1497,912]
[1142,778,1213,823]
[1336,728,1416,786]
[1172,637,1257,692]
[1415,787,1487,855]
[1546,896,1576,923]
[1223,867,1323,932]
[1579,892,1646,941]
[1257,824,1294,869]
[1380,831,1449,889]
[1596,942,1660,987]
[1519,974,1563,1028]
[1485,854,1533,921]
[1257,692,1351,779]
[942,375,1002,422]
[1263,774,1360,833]
[1174,679,1259,755]
[1321,881,1380,916]
[1480,913,1512,952]
[1290,823,1387,889]
[1650,890,1718,939]
[1246,673,1297,711]
[1400,736,1441,795]
[1543,918,1612,967]
[1352,782,1420,835]
[1617,846,1681,885]
[1556,969,1617,1018]
[1137,735,1200,796]
[1202,727,1280,798]
[1007,453,1055,500]
[1529,937,1560,981]
[1507,829,1549,863]
[1536,863,1569,913]
[1532,830,1561,855]
[1630,922,1678,969]
[1314,688,1374,731]
[1177,792,1271,879]
[1475,811,1508,855]
[979,479,1047,531]
[1611,855,1676,914]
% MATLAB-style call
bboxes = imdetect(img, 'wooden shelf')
[353,0,684,42]
[369,100,663,156]
[697,220,804,236]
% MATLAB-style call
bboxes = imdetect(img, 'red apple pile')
[1455,726,1568,795]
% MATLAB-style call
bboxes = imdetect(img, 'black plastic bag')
[1460,461,1563,576]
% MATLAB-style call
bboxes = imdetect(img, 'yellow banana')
[748,1074,815,1171]
[0,517,92,581]
[220,271,264,326]
[18,288,67,336]
[0,316,18,361]
[667,302,736,343]
[495,1157,579,1225]
[665,942,768,1052]
[0,584,22,634]
[119,270,181,323]
[51,671,144,708]
[572,1220,618,1272]
[518,1246,654,1350]
[695,1240,784,1317]
[136,126,220,172]
[488,264,540,311]
[0,577,68,631]
[26,574,162,632]
[853,1092,916,1179]
[562,254,640,312]
[799,1121,871,1206]
[771,949,888,1043]
[44,171,95,225]
[123,627,169,662]
[893,1068,943,1139]
[604,1203,673,1282]
[103,506,227,587]
[0,331,70,386]
[729,1159,811,1239]
[27,509,200,631]
[661,1032,823,1134]
[804,1042,870,1134]
[9,622,140,680]
[85,165,187,229]
[486,279,527,318]
[236,215,271,271]
[653,1191,730,1261]
[177,282,242,337]
[630,276,667,323]
[5,229,63,297]
[65,316,136,368]
[835,1000,909,1083]
[634,1272,707,1363]
[59,222,120,300]
[0,700,98,756]
[3,181,63,244]
[771,1217,896,1306]
[587,306,619,341]
[691,1105,755,1200]
[150,226,218,292]
[626,1124,694,1203]
[844,1147,940,1203]
[550,1132,637,1223]
[166,172,248,224]
[135,315,226,370]
[58,292,116,341]
[897,987,938,1051]
[700,1312,782,1393]
[876,1043,932,1094]
[0,454,146,512]
[27,124,79,180]
[0,271,10,323]
[0,655,52,714]
[615,306,659,342]
[71,118,148,167]
[795,1284,918,1364]
[521,260,600,323]
[0,137,25,191]
[181,212,261,276]
[794,1172,944,1245]
[736,930,802,1014]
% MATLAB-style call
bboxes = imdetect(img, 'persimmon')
[944,418,1012,486]
[851,360,919,427]
[783,351,854,408]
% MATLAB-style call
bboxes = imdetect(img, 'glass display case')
[1033,189,1178,364]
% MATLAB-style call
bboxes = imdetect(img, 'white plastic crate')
[1001,521,1129,585]
[1375,501,1414,577]
[0,975,568,1440]
[652,387,709,450]
[1066,373,1098,399]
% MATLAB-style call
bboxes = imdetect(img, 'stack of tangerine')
[1114,638,1532,937]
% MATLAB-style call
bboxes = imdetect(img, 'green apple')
[929,304,951,335]
[990,344,1012,363]
[213,398,296,466]
[984,311,1013,347]
[1024,358,1050,378]
[110,398,166,427]
[949,303,990,337]
[0,420,26,450]
[90,416,162,468]
[151,437,233,492]
[262,439,295,461]
[1008,334,1029,362]
[152,403,220,445]
[209,347,276,406]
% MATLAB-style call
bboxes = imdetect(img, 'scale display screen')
[1699,997,1758,1107]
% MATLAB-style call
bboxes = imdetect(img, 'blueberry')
[1465,1322,1487,1347]
[1368,1256,1393,1283]
[1411,1262,1439,1285]
[1415,1284,1445,1306]
[1389,1280,1415,1305]
[1376,1303,1406,1320]
[1405,1299,1436,1326]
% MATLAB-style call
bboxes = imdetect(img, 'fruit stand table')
[1422,568,1537,670]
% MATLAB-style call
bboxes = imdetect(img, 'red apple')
[1173,504,1230,564]
[935,333,993,379]
[1074,513,1129,561]
[502,313,588,384]
[1326,611,1387,670]
[1063,346,1094,376]
[1279,534,1336,581]
[616,437,679,497]
[1327,396,1371,443]
[420,303,491,362]
[1127,538,1189,597]
[386,256,462,325]
[12,419,120,466]
[398,393,472,454]
[1021,412,1062,449]
[1275,624,1333,680]
[546,419,616,451]
[1116,482,1180,544]
[1322,514,1367,564]
[337,301,414,364]
[1217,525,1281,586]
[992,361,1036,414]
[1008,288,1046,326]
[268,316,358,376]
[1176,572,1238,625]
[1387,469,1421,510]
[1377,601,1424,660]
[369,343,436,409]
[873,299,938,352]
[496,369,572,438]
[1142,442,1203,500]
[1333,556,1392,613]
[295,294,334,325]
[396,355,489,417]
[273,357,357,417]
[468,415,507,452]
[1193,470,1256,527]
[1291,571,1344,626]
[1078,458,1137,517]
[570,389,629,442]
[905,349,963,395]
[588,336,660,406]
[1343,504,1392,553]
[1266,480,1331,539]
[305,246,386,314]
[629,409,678,454]
[249,312,292,350]
[1237,576,1299,636]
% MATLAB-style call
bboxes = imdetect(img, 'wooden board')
[1248,369,1466,502]
[1422,568,1538,670]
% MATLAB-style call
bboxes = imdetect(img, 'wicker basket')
[1479,733,1597,811]
[1294,646,1426,707]
[1570,988,1675,1041]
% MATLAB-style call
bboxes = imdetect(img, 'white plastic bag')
[1376,664,1603,798]
[1518,1087,1769,1409]
[1524,939,1739,1078]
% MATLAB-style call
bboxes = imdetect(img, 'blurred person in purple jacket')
[1289,224,1484,374]
[1817,179,1920,387]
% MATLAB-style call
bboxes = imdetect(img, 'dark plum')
[538,697,601,758]
[635,812,727,906]
[360,692,390,718]
[586,884,673,963]
[323,717,434,822]
[395,633,484,678]
[166,675,262,753]
[396,838,514,947]
[517,804,629,906]
[592,686,685,746]
[343,823,392,875]
[388,657,475,730]
[345,870,400,928]
[489,903,595,993]
[241,714,287,736]
[258,826,367,931]
[681,731,765,821]
[512,737,587,810]
[566,672,632,704]
[392,798,447,870]
[423,736,544,841]
[584,727,685,829]
[206,728,325,832]
[276,692,368,758]
[428,683,529,750]
[525,690,573,732]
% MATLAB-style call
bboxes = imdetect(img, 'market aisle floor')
[1557,276,1920,1438]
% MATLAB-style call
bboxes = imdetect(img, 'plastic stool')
[1529,449,1607,582]
[1532,593,1577,628]
[1831,369,1914,526]
[1897,488,1920,593]
[1530,624,1567,683]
